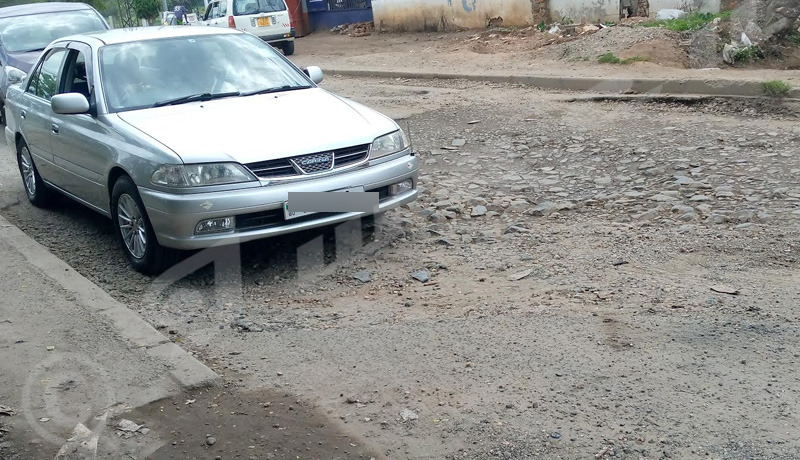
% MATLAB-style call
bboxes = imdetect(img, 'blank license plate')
[257,16,272,27]
[283,186,364,220]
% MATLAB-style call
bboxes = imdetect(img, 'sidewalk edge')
[0,214,221,390]
[324,68,800,98]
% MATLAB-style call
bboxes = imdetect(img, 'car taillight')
[290,18,294,27]
[227,15,235,27]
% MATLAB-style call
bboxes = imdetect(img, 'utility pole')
[116,0,136,27]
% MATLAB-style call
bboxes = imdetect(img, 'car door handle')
[51,123,59,134]
[20,110,26,120]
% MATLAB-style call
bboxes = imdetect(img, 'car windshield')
[0,10,106,53]
[99,33,310,113]
[233,0,286,15]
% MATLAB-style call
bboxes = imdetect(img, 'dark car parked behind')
[0,2,109,121]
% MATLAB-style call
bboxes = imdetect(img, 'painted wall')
[548,0,615,22]
[649,0,720,14]
[373,0,721,31]
[549,0,719,22]
[372,0,535,31]
[308,8,374,30]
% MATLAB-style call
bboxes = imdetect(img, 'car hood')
[6,51,42,73]
[116,88,398,165]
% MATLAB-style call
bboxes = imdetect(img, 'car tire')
[282,40,295,56]
[111,175,169,275]
[17,139,53,207]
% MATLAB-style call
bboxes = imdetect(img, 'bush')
[733,45,764,63]
[598,53,648,64]
[643,11,731,32]
[598,52,621,64]
[762,80,792,98]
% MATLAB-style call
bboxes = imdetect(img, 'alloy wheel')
[19,146,36,197]
[117,194,147,259]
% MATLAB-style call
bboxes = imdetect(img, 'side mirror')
[6,67,26,85]
[51,93,90,115]
[304,66,323,84]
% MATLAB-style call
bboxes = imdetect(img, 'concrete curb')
[0,214,221,390]
[325,68,800,99]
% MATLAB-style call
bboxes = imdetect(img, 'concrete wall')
[372,0,536,31]
[374,0,720,31]
[545,0,720,23]
[650,0,720,14]
[548,0,616,22]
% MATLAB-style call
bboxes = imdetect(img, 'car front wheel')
[17,140,53,207]
[111,175,168,274]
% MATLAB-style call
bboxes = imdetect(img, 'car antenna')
[406,120,414,152]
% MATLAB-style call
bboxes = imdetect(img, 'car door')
[49,43,116,212]
[20,48,69,186]
[202,1,225,27]
[217,0,229,26]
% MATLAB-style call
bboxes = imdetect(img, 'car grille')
[244,144,370,180]
[234,185,389,232]
[236,209,343,231]
[292,152,333,174]
[332,144,371,168]
[245,158,296,179]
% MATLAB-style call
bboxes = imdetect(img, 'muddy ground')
[1,76,800,459]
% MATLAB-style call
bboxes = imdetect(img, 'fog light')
[195,217,234,235]
[388,179,413,196]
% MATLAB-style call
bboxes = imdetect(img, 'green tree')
[133,0,160,22]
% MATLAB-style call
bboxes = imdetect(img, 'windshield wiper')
[152,91,241,108]
[242,85,311,97]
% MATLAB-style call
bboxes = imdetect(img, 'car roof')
[0,2,94,18]
[69,26,241,45]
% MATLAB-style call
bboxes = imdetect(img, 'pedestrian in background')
[173,1,189,25]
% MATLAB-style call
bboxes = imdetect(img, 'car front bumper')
[139,153,419,250]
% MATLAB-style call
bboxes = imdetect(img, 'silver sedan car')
[5,27,418,274]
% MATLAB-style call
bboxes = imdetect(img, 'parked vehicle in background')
[201,0,295,55]
[0,2,109,122]
[162,11,199,25]
[4,27,418,274]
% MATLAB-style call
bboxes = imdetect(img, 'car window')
[233,0,286,15]
[61,50,92,99]
[205,2,219,20]
[0,10,106,54]
[27,49,67,101]
[219,0,228,16]
[99,33,310,112]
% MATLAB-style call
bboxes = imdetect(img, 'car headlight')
[370,130,409,159]
[4,66,27,85]
[151,163,256,187]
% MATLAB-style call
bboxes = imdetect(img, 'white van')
[201,0,294,55]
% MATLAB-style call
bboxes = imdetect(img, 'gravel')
[1,76,800,459]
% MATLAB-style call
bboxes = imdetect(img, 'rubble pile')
[330,21,374,37]
[460,4,798,69]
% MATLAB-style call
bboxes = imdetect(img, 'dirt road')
[1,76,799,459]
[290,31,800,86]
